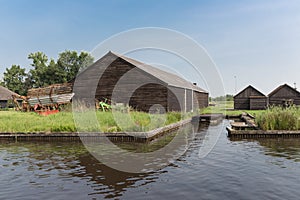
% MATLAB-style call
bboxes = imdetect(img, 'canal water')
[1,120,300,200]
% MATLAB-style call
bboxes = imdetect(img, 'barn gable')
[268,84,300,106]
[269,84,300,98]
[234,85,265,99]
[234,85,267,110]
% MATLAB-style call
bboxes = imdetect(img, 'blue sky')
[0,0,300,96]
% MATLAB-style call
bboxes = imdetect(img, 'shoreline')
[0,118,192,142]
[226,127,300,138]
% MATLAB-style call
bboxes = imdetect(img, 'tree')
[1,50,94,94]
[2,65,27,95]
[211,94,234,102]
[57,50,94,82]
[28,52,50,87]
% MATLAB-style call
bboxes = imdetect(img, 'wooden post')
[191,90,194,112]
[184,88,187,113]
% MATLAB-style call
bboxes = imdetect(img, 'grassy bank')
[201,101,264,116]
[203,101,300,131]
[0,110,187,133]
[256,106,300,130]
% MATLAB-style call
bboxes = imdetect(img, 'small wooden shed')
[73,51,209,112]
[234,85,267,110]
[0,86,20,108]
[268,84,300,106]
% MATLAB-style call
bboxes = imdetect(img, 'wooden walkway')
[226,127,300,138]
[192,113,224,122]
[227,112,300,137]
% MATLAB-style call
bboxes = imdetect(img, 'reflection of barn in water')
[73,51,208,112]
[11,141,156,199]
[76,153,156,199]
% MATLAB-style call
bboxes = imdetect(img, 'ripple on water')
[1,121,300,199]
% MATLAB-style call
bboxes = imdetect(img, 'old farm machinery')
[12,83,74,116]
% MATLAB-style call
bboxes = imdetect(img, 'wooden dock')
[227,112,300,137]
[226,127,300,138]
[192,113,224,124]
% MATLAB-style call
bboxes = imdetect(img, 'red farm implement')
[12,83,74,116]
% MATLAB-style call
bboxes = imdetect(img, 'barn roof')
[109,51,207,93]
[0,86,19,101]
[268,83,300,97]
[234,85,266,98]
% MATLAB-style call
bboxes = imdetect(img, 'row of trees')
[209,94,234,102]
[1,50,94,95]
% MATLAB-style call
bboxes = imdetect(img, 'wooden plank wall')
[269,86,300,106]
[73,52,118,106]
[194,91,209,108]
[235,87,263,98]
[96,58,135,101]
[74,56,209,112]
[249,97,268,110]
[234,86,266,110]
[186,89,193,112]
[168,86,185,112]
[129,83,168,112]
[234,98,250,110]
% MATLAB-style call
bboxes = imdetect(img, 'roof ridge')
[109,51,207,93]
[268,83,300,97]
[234,85,266,97]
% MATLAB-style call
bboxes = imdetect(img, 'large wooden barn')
[234,85,267,110]
[73,51,209,112]
[268,84,300,106]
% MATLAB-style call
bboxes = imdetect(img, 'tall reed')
[256,106,300,130]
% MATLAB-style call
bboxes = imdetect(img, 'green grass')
[0,110,187,133]
[201,101,265,116]
[255,106,300,130]
[203,101,300,131]
[0,111,76,133]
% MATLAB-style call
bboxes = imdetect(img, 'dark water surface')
[1,120,300,200]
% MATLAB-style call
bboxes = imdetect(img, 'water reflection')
[79,121,204,173]
[0,141,162,199]
[75,154,164,198]
[2,121,300,199]
[0,121,214,199]
[229,137,300,162]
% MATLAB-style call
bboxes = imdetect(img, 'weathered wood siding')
[74,54,208,112]
[234,98,249,110]
[73,52,118,106]
[249,96,268,110]
[269,85,300,106]
[234,86,266,110]
[96,58,135,101]
[167,87,208,112]
[129,83,167,112]
[186,89,193,112]
[194,91,209,108]
[168,86,185,112]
